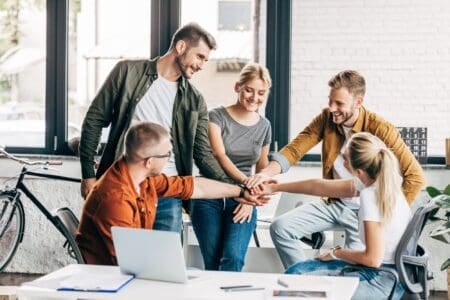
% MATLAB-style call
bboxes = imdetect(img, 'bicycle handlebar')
[0,146,62,166]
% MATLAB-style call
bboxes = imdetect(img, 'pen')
[224,287,265,292]
[277,278,289,288]
[220,285,253,290]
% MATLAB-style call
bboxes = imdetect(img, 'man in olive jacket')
[79,22,230,233]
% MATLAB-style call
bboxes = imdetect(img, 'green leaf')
[428,207,441,220]
[426,186,442,198]
[443,184,450,196]
[430,222,450,244]
[440,258,450,271]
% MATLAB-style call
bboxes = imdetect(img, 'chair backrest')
[52,207,84,264]
[395,200,438,298]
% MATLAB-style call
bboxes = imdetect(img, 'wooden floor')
[0,272,447,299]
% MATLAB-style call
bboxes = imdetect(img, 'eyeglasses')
[140,150,172,161]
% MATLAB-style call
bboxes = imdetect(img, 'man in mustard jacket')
[247,70,425,269]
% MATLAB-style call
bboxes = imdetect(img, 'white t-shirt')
[132,75,178,175]
[333,126,360,209]
[357,183,411,264]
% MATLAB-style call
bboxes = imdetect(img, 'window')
[0,0,46,148]
[218,1,251,31]
[68,0,151,143]
[181,0,266,109]
[289,0,450,160]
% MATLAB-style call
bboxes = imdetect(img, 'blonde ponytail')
[348,133,403,221]
[376,148,402,220]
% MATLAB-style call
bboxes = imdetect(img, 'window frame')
[264,0,444,165]
[5,0,444,164]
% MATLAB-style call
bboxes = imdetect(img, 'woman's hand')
[316,249,336,262]
[232,203,254,223]
[254,180,278,195]
[244,173,271,189]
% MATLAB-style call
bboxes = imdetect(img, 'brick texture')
[291,0,450,157]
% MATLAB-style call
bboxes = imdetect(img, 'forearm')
[259,160,282,177]
[79,120,104,179]
[334,248,382,268]
[402,173,425,204]
[271,179,354,198]
[215,154,248,184]
[191,177,241,199]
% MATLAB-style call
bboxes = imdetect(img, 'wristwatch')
[237,184,247,198]
[330,245,341,259]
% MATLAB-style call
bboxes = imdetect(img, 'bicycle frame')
[14,166,81,239]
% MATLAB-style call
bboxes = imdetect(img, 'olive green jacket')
[270,106,425,204]
[79,58,230,183]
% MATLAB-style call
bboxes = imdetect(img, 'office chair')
[340,200,438,300]
[52,207,85,264]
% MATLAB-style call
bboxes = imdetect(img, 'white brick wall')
[291,0,450,156]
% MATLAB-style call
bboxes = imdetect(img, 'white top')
[333,126,360,209]
[132,75,178,176]
[357,184,411,264]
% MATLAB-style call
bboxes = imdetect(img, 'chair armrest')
[397,251,430,295]
[340,264,398,300]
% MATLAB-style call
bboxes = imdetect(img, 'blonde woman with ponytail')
[259,132,411,299]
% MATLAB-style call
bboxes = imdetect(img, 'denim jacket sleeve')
[79,61,124,179]
[192,95,233,183]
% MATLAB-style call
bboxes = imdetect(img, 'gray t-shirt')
[209,106,272,176]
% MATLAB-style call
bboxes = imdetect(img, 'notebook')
[23,265,134,293]
[57,267,134,292]
[111,226,190,284]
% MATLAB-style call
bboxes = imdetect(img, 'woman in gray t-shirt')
[190,63,272,271]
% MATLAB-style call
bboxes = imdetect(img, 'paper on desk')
[23,267,134,293]
[58,269,134,292]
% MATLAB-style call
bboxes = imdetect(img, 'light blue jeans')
[270,199,364,268]
[153,197,183,233]
[286,259,404,300]
[190,198,257,271]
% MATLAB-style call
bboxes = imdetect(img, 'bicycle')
[0,146,82,272]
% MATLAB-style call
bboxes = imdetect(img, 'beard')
[332,110,355,125]
[174,53,192,79]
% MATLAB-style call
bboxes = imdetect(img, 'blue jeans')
[286,259,405,300]
[190,198,257,271]
[153,197,182,233]
[270,199,364,268]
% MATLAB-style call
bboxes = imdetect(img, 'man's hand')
[234,189,270,206]
[81,178,96,199]
[232,204,253,223]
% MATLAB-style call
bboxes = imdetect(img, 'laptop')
[111,226,190,283]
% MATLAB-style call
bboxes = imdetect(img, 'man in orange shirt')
[76,122,265,265]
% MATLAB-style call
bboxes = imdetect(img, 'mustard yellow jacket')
[270,107,425,204]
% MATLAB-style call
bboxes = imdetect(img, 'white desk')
[18,264,359,300]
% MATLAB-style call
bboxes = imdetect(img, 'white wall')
[0,157,448,290]
[291,0,450,156]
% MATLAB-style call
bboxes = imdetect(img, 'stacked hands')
[232,173,278,224]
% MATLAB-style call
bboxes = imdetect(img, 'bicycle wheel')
[0,195,25,272]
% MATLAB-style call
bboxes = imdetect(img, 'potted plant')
[425,184,450,293]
